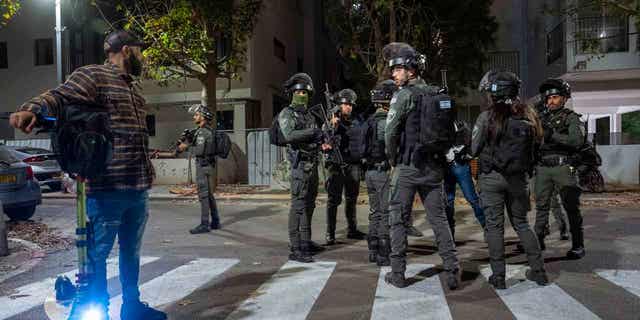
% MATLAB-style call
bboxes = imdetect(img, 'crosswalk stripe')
[108,258,239,320]
[1,256,159,320]
[371,264,452,320]
[226,260,337,320]
[480,264,601,320]
[596,269,640,298]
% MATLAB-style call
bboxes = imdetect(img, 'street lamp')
[54,0,64,84]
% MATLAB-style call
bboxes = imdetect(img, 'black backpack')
[493,116,535,175]
[409,87,456,154]
[48,104,113,179]
[215,131,232,159]
[269,111,288,146]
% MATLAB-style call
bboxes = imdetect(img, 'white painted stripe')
[1,256,158,320]
[596,269,640,298]
[226,261,337,320]
[109,258,239,320]
[480,264,601,320]
[371,264,452,320]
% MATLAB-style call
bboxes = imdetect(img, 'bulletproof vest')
[193,126,216,165]
[540,108,577,156]
[286,105,320,162]
[400,86,455,165]
[344,117,369,164]
[366,111,387,163]
[481,115,535,175]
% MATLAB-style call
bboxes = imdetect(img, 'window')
[216,111,234,130]
[575,3,629,54]
[0,42,7,69]
[145,115,156,137]
[35,38,54,66]
[273,38,286,62]
[546,22,564,64]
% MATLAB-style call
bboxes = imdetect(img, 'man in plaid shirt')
[9,30,165,320]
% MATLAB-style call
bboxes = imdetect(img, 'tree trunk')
[0,213,8,256]
[203,70,219,191]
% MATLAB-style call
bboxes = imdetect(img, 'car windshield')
[0,145,20,164]
[15,147,51,155]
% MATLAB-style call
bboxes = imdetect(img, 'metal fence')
[0,138,52,149]
[247,129,284,186]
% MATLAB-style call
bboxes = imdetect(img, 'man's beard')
[126,54,143,77]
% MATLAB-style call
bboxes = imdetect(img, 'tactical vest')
[480,115,535,175]
[344,118,369,164]
[540,108,578,156]
[400,86,455,165]
[286,105,319,162]
[366,111,387,163]
[193,126,216,166]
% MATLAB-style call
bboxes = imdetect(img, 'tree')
[0,0,20,28]
[94,0,262,114]
[324,0,497,97]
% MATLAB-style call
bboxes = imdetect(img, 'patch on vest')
[439,100,452,109]
[197,136,205,145]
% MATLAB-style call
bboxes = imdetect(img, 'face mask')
[127,53,143,77]
[291,92,309,106]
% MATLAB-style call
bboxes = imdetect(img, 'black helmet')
[371,80,398,103]
[539,78,571,100]
[478,70,521,104]
[283,73,314,96]
[334,88,357,105]
[383,42,426,71]
[188,104,214,121]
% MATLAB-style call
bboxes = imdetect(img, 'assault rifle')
[308,86,345,168]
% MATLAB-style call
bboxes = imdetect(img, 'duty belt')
[539,155,570,167]
[367,162,390,172]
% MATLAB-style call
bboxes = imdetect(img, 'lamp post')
[54,0,63,84]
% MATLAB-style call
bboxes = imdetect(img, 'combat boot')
[566,229,585,259]
[446,268,461,290]
[377,237,391,267]
[488,274,506,290]
[325,232,336,246]
[189,223,210,234]
[299,243,315,263]
[347,228,367,240]
[525,269,549,286]
[407,226,423,237]
[384,272,406,288]
[367,236,379,263]
[566,247,585,259]
[308,241,326,254]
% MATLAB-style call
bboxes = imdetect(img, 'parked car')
[7,146,63,191]
[0,145,42,220]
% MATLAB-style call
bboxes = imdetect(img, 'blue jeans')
[445,162,486,230]
[87,190,149,305]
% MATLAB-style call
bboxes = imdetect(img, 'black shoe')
[309,241,326,254]
[376,254,390,267]
[189,224,210,234]
[525,269,549,286]
[384,272,407,288]
[210,221,221,230]
[289,251,314,263]
[407,226,423,237]
[566,247,586,260]
[121,300,167,320]
[446,269,461,290]
[559,231,569,241]
[488,274,506,290]
[347,229,366,240]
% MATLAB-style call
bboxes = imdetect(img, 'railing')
[485,51,520,76]
[574,15,629,54]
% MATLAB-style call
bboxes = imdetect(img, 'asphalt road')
[1,198,639,320]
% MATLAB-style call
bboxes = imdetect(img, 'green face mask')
[291,92,309,106]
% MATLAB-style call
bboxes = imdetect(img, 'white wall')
[596,145,640,185]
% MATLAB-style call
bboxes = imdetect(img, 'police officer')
[383,42,460,289]
[177,105,221,234]
[324,88,367,245]
[472,70,548,289]
[363,80,396,266]
[534,78,586,259]
[278,73,324,263]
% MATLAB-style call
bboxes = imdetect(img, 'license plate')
[0,174,17,184]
